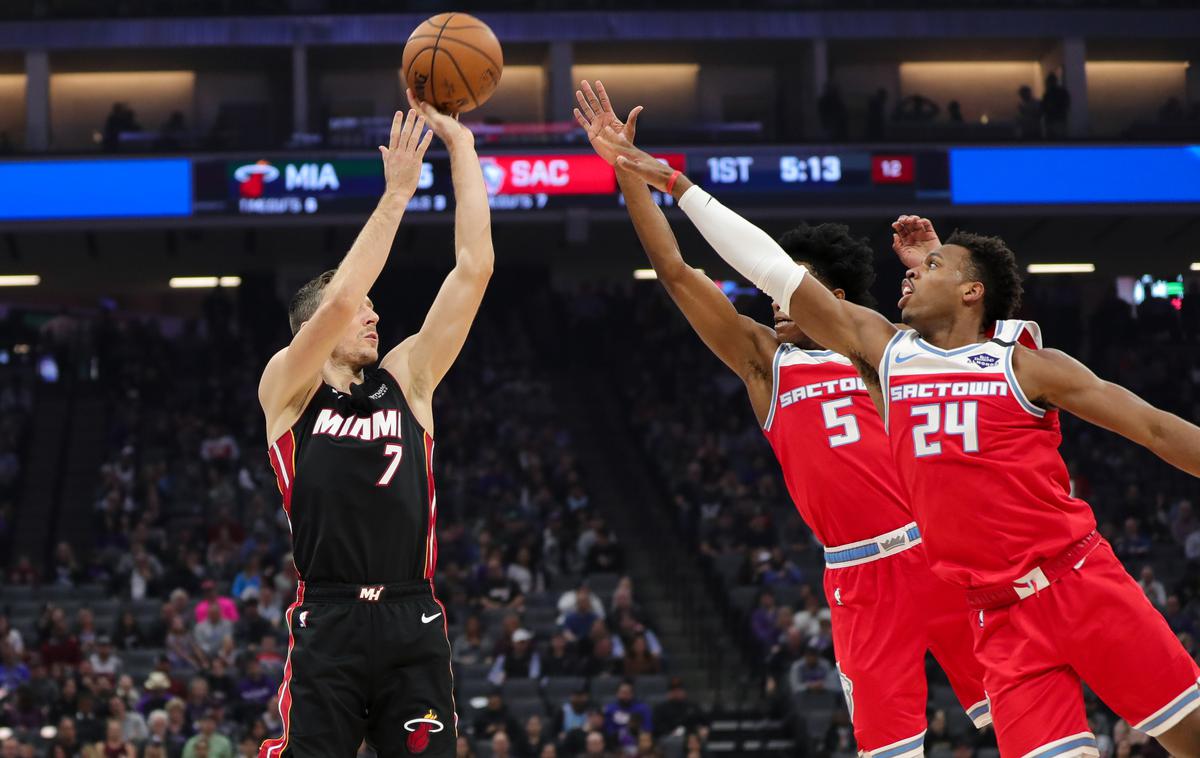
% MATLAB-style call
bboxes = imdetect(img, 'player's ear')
[962,281,985,308]
[831,288,847,301]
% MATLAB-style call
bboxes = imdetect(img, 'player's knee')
[1156,707,1200,758]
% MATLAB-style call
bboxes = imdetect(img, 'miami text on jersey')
[312,408,405,441]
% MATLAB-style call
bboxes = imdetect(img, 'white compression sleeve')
[678,185,806,309]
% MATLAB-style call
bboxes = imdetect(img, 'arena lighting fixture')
[169,276,242,288]
[1190,263,1200,272]
[0,274,40,286]
[1026,263,1096,274]
[634,269,703,280]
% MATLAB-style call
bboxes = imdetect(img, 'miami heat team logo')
[233,160,280,198]
[404,710,444,754]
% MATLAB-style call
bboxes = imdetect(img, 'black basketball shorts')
[258,580,457,758]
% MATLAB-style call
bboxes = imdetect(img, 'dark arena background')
[1,2,1199,757]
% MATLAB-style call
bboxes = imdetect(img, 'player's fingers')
[407,114,426,151]
[399,109,417,149]
[573,107,591,132]
[626,106,642,136]
[415,128,434,158]
[596,80,614,114]
[582,80,603,117]
[575,90,596,122]
[388,110,404,151]
[406,88,420,111]
[892,233,901,249]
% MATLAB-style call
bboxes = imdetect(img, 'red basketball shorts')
[824,527,989,757]
[972,539,1200,758]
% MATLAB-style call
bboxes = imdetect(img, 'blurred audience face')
[491,731,510,758]
[585,732,605,756]
[455,736,472,758]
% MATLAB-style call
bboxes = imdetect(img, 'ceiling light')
[1026,263,1095,274]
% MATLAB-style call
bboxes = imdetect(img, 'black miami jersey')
[267,366,438,584]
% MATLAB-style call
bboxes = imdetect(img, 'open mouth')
[898,280,915,309]
[774,317,793,329]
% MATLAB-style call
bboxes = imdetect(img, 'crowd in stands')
[0,290,695,758]
[578,272,1200,757]
[3,268,1200,756]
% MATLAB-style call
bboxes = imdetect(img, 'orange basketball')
[403,13,504,115]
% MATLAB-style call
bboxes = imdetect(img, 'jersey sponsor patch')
[968,353,999,369]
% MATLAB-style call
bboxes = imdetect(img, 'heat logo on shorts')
[404,710,444,754]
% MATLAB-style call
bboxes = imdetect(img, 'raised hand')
[407,88,474,150]
[379,108,434,200]
[574,79,643,166]
[891,215,942,269]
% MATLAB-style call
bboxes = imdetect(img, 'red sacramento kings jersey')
[880,319,1096,587]
[762,345,913,547]
[267,366,438,584]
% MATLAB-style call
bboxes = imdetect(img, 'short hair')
[288,270,336,335]
[776,223,877,307]
[945,231,1023,323]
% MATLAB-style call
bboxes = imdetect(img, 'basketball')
[403,13,503,115]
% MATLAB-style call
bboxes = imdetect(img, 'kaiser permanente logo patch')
[968,353,999,369]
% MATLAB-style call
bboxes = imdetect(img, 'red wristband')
[665,169,681,195]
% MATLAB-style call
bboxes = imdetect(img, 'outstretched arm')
[259,109,432,437]
[1018,347,1200,477]
[573,81,777,409]
[617,170,779,415]
[615,151,897,371]
[382,91,494,409]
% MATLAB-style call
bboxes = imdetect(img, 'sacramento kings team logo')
[404,710,444,754]
[479,158,506,196]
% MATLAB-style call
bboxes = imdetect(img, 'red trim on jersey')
[432,595,459,733]
[258,582,304,758]
[267,430,297,514]
[423,432,438,580]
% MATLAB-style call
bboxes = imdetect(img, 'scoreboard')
[1,145,1195,223]
[191,148,947,217]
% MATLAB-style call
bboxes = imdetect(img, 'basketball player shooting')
[256,91,493,757]
[610,107,1200,755]
[575,80,989,756]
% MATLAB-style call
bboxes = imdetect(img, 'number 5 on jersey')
[376,443,404,486]
[820,397,861,448]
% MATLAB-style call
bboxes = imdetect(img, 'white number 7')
[376,444,404,487]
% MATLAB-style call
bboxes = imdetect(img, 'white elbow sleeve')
[678,185,806,309]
